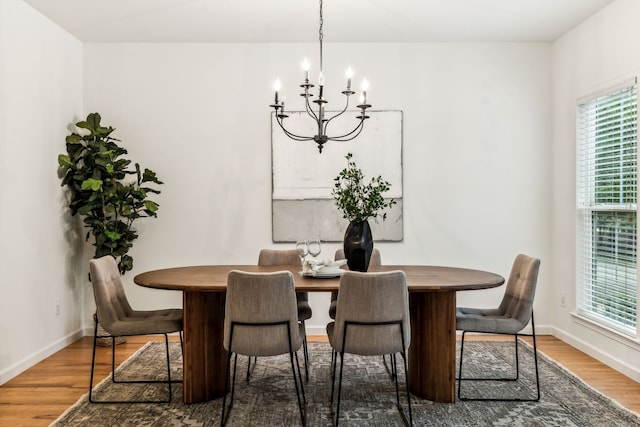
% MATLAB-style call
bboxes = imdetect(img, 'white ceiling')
[24,0,615,43]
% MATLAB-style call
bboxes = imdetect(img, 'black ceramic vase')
[343,220,374,272]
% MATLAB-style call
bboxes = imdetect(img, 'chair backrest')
[497,254,541,329]
[224,270,302,357]
[89,255,134,334]
[332,271,410,356]
[335,248,382,266]
[258,248,309,304]
[258,249,300,266]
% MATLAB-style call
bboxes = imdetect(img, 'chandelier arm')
[321,97,353,133]
[304,96,319,122]
[326,116,367,141]
[275,116,315,141]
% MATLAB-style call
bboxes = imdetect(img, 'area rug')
[51,340,640,426]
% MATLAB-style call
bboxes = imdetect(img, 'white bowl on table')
[315,259,347,275]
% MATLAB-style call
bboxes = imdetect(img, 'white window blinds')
[577,80,638,335]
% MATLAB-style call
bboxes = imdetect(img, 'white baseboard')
[306,325,329,337]
[0,328,85,386]
[551,326,640,382]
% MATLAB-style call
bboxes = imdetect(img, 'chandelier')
[270,0,371,153]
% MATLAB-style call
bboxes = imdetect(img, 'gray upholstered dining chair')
[256,248,311,381]
[456,254,541,401]
[327,271,412,426]
[329,248,381,319]
[221,270,306,426]
[88,255,183,403]
[331,248,395,379]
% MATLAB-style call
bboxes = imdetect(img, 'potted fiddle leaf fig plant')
[332,152,396,271]
[57,112,163,275]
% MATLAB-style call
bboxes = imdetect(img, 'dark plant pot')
[343,220,374,272]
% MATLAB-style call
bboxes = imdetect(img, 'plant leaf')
[65,134,83,144]
[57,154,72,167]
[144,200,159,213]
[104,230,121,241]
[86,112,101,132]
[81,178,103,191]
[142,168,163,184]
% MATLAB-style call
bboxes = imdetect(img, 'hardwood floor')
[1,335,639,426]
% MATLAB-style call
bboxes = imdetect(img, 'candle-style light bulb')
[302,58,310,82]
[346,67,353,90]
[273,78,282,104]
[361,78,369,104]
[318,72,325,98]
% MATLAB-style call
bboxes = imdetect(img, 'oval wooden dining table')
[134,264,504,404]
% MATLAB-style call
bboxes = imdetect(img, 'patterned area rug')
[51,340,640,426]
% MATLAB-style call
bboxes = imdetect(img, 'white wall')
[83,42,551,335]
[551,0,640,380]
[0,0,84,384]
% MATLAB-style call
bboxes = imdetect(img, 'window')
[577,80,638,336]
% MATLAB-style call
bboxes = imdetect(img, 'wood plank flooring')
[1,335,639,426]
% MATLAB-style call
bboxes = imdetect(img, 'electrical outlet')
[55,298,61,316]
[560,291,566,308]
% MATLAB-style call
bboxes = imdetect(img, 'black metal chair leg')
[295,352,307,406]
[88,322,99,403]
[330,348,335,377]
[393,353,401,407]
[223,319,308,425]
[301,321,309,382]
[330,349,338,405]
[457,313,541,402]
[230,354,239,409]
[382,354,397,381]
[513,334,521,380]
[392,353,397,380]
[394,325,413,426]
[290,350,306,426]
[89,325,177,404]
[246,356,257,382]
[220,352,233,426]
[401,350,413,426]
[335,352,345,427]
[457,330,466,399]
[164,334,173,402]
[531,315,541,401]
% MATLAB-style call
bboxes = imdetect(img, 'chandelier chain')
[319,0,323,71]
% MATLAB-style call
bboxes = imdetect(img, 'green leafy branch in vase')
[332,152,396,224]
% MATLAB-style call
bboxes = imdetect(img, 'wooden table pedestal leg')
[182,291,227,403]
[408,291,457,403]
